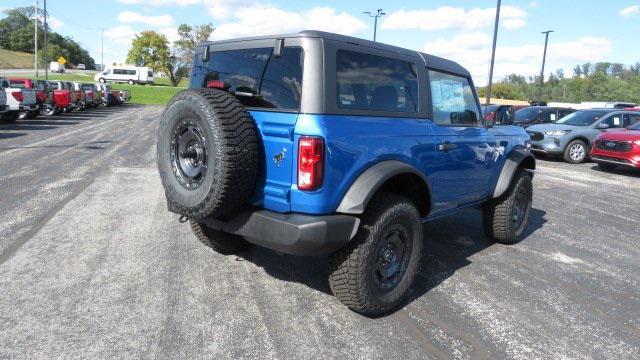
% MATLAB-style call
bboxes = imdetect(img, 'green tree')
[174,23,214,71]
[127,31,183,86]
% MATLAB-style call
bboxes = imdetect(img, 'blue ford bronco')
[157,31,535,316]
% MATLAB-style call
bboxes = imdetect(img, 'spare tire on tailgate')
[157,88,259,219]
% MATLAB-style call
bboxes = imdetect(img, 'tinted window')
[429,70,480,125]
[602,114,624,128]
[627,113,640,126]
[1,80,8,88]
[148,71,153,77]
[81,84,93,91]
[336,50,418,113]
[541,110,558,123]
[203,47,303,110]
[49,82,59,90]
[515,107,543,123]
[556,110,610,126]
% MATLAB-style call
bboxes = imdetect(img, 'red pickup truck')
[42,81,80,115]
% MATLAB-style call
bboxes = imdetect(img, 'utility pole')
[43,0,48,80]
[539,30,554,102]
[485,0,501,106]
[34,0,38,77]
[363,9,385,42]
[101,29,104,71]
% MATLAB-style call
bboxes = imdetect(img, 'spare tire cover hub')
[171,119,209,189]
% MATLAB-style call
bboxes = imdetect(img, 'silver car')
[526,109,640,163]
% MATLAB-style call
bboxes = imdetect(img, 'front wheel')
[483,170,533,244]
[564,139,588,163]
[328,193,423,316]
[128,80,134,85]
[99,78,105,83]
[41,107,57,116]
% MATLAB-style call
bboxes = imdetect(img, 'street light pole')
[43,0,48,80]
[363,9,386,42]
[539,30,554,102]
[101,29,104,71]
[485,0,501,106]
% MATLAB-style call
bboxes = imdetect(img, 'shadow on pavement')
[589,164,640,178]
[0,132,27,140]
[236,206,548,315]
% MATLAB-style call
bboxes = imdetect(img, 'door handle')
[438,143,457,152]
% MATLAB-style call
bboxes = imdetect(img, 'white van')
[94,66,154,85]
[49,61,65,73]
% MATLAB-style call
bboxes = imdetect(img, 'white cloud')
[117,11,174,26]
[619,5,639,17]
[117,0,201,6]
[207,0,251,20]
[159,27,179,43]
[104,25,137,44]
[424,34,611,86]
[382,6,527,31]
[209,5,367,41]
[529,2,539,8]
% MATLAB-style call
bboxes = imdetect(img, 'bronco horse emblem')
[273,148,287,167]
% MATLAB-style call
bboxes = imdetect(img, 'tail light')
[11,92,23,101]
[206,80,225,89]
[484,111,495,121]
[297,136,324,191]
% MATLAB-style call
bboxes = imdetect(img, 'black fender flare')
[336,160,432,215]
[492,148,536,198]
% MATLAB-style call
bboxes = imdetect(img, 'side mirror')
[596,122,610,130]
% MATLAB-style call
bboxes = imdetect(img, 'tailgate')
[250,111,299,213]
[21,89,37,105]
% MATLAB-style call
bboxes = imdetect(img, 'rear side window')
[203,47,303,110]
[428,70,480,126]
[148,71,153,77]
[336,50,418,113]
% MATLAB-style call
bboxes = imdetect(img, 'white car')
[0,77,38,123]
[77,63,86,70]
[94,66,154,85]
[49,61,65,73]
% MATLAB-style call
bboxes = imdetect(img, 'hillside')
[0,48,34,69]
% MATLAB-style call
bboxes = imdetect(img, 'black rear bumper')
[200,210,360,256]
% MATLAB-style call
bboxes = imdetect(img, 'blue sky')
[4,0,640,85]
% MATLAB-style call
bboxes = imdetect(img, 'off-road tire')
[189,220,250,255]
[482,170,533,245]
[328,193,423,316]
[596,162,617,172]
[1,111,19,123]
[563,139,588,164]
[157,88,259,219]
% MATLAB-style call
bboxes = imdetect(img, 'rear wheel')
[482,169,533,244]
[99,78,105,83]
[328,193,423,316]
[128,80,134,85]
[190,220,250,255]
[564,139,588,163]
[41,107,56,116]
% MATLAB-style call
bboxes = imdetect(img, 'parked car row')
[526,109,640,168]
[0,76,131,123]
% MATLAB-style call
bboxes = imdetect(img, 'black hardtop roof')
[201,30,471,77]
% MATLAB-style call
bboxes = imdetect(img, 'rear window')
[202,47,303,110]
[10,80,27,88]
[336,50,418,113]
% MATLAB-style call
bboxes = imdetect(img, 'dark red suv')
[590,115,640,170]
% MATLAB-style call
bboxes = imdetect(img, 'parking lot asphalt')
[1,105,639,359]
